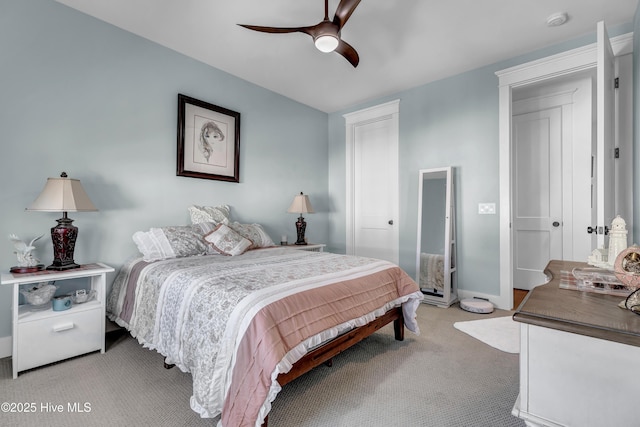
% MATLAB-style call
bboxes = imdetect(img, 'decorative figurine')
[615,245,640,288]
[587,247,608,267]
[8,233,44,273]
[607,215,628,269]
[615,245,640,313]
[586,216,629,270]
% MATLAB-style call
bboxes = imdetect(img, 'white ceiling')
[56,0,637,113]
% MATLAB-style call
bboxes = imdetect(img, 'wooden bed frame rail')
[263,306,405,426]
[276,306,404,386]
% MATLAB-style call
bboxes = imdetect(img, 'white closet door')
[344,100,399,264]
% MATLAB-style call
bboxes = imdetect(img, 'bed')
[107,212,422,427]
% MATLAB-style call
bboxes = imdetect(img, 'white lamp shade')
[287,192,314,214]
[27,175,98,212]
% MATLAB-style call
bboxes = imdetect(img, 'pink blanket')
[222,265,420,427]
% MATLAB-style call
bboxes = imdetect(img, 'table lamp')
[287,192,314,245]
[26,172,98,270]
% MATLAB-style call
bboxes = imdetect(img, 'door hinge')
[614,77,619,89]
[615,147,620,158]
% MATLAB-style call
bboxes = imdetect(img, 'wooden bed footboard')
[276,306,404,386]
[262,306,404,427]
[163,306,405,427]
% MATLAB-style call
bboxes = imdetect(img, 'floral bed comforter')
[107,247,422,427]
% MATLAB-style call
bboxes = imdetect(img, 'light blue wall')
[0,0,329,339]
[328,21,636,298]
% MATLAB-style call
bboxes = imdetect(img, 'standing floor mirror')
[416,166,457,307]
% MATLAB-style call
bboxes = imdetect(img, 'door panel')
[513,108,562,290]
[595,21,615,247]
[516,229,551,274]
[344,100,400,265]
[354,119,397,261]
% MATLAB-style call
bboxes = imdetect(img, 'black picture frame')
[177,94,240,182]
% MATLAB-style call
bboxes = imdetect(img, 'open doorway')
[495,26,633,310]
[511,72,594,291]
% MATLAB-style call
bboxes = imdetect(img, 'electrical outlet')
[478,203,496,215]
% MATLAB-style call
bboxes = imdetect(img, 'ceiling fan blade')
[238,24,313,36]
[335,39,359,67]
[333,0,362,29]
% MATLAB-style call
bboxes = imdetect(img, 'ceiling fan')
[238,0,362,67]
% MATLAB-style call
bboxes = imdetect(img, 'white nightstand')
[1,263,114,378]
[284,243,326,252]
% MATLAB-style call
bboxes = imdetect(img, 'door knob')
[552,221,560,227]
[388,220,394,225]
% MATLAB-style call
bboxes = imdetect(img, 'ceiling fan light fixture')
[314,34,339,53]
[238,0,361,67]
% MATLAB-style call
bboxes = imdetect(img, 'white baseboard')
[0,335,12,358]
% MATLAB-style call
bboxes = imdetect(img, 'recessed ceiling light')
[546,12,569,27]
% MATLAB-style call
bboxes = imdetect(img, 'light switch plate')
[478,203,496,215]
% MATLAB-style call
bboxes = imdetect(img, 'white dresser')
[512,260,640,427]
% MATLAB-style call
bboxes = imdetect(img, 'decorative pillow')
[132,222,218,262]
[204,224,253,256]
[188,204,231,225]
[228,222,275,250]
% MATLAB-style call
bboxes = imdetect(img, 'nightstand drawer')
[16,307,102,372]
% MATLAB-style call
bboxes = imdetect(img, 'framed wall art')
[177,94,240,182]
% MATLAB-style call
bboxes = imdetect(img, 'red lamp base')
[294,215,307,245]
[47,214,81,271]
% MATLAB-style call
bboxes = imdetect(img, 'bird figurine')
[9,233,44,267]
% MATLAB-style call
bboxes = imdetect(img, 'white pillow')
[228,222,275,249]
[188,204,231,225]
[204,224,253,256]
[132,222,217,262]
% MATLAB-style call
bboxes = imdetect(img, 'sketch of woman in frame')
[199,121,226,164]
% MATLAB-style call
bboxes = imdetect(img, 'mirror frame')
[415,166,457,307]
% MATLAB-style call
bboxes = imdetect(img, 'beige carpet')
[0,303,525,427]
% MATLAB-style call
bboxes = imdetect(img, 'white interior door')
[354,119,397,261]
[595,21,616,247]
[512,108,563,290]
[344,100,399,264]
